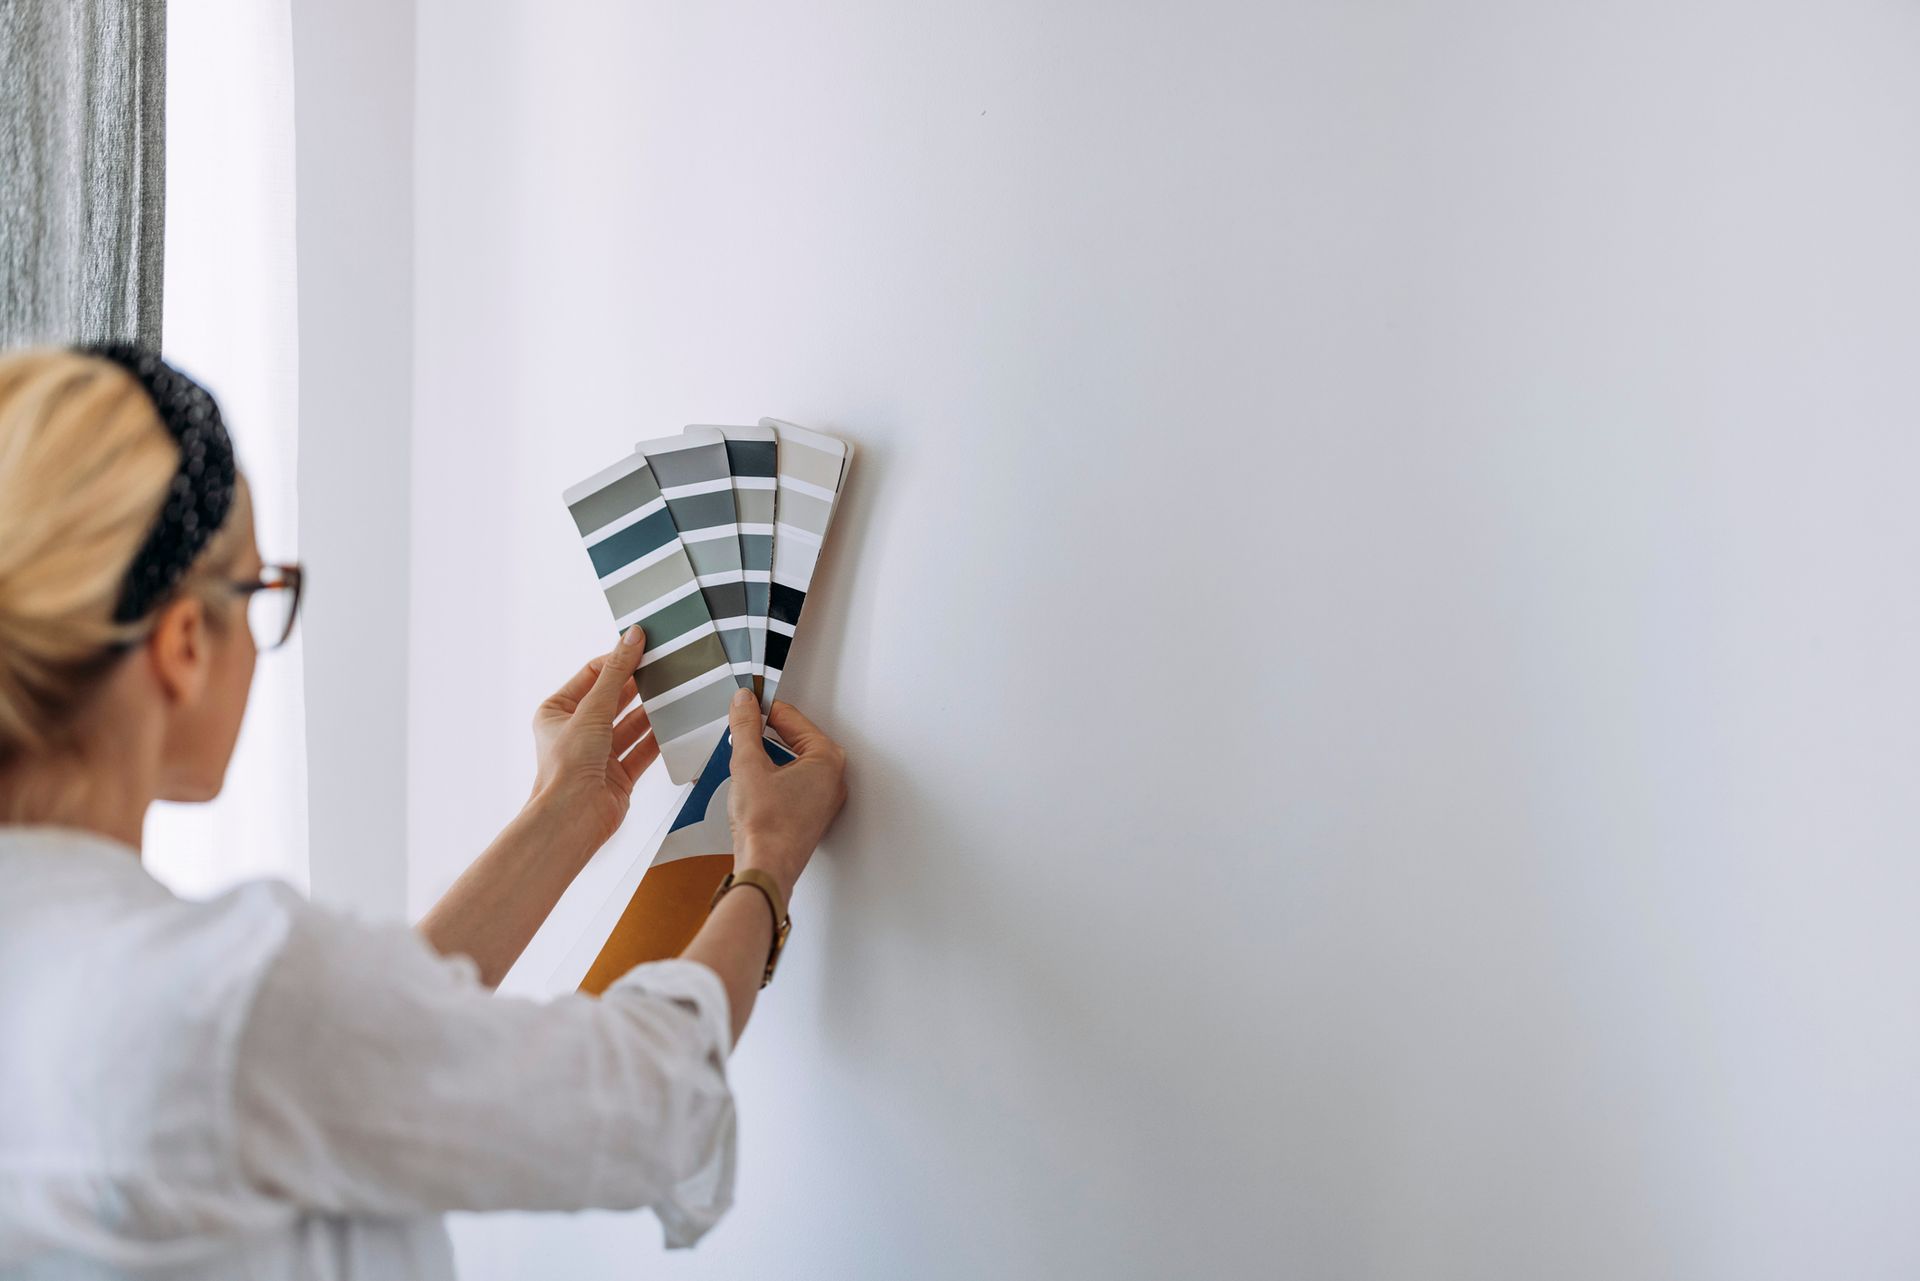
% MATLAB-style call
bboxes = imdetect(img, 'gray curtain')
[0,0,166,348]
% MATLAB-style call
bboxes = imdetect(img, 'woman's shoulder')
[0,834,314,1183]
[0,827,305,992]
[0,824,483,1106]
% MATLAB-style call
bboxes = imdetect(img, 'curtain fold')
[0,0,166,347]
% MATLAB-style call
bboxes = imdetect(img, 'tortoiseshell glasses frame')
[232,563,303,651]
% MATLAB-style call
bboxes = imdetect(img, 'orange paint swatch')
[579,853,734,995]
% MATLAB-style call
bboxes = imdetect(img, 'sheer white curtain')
[145,0,308,897]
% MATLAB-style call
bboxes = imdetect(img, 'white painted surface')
[408,4,1920,1277]
[291,0,415,917]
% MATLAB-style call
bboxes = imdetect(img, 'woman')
[0,345,848,1277]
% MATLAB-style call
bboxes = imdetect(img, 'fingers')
[590,669,637,710]
[620,726,660,784]
[767,700,843,761]
[544,658,602,713]
[612,701,650,757]
[728,687,772,772]
[580,626,646,718]
[548,647,639,715]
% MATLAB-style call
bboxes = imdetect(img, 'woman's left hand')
[528,625,658,847]
[418,626,658,984]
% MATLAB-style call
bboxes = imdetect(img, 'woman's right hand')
[725,688,848,901]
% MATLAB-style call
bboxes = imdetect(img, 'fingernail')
[732,687,753,706]
[622,625,644,647]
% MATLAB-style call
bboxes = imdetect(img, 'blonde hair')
[0,347,252,769]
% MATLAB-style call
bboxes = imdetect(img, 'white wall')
[293,0,416,917]
[410,3,1920,1277]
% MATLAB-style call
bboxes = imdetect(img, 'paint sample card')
[654,729,796,862]
[560,421,855,995]
[575,730,795,996]
[636,430,752,687]
[563,453,738,783]
[762,418,853,710]
[696,423,778,693]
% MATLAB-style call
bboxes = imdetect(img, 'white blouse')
[0,825,738,1279]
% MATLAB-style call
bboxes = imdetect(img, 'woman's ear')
[146,596,213,707]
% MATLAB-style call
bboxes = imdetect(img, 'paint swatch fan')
[559,418,852,993]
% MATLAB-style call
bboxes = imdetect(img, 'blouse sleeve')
[229,892,736,1248]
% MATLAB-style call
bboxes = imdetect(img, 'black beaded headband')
[75,344,238,624]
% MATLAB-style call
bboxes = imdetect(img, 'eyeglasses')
[231,563,303,651]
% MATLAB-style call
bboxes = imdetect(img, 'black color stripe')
[768,582,807,627]
[764,630,793,672]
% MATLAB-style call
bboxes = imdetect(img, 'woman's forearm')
[417,786,602,987]
[675,696,847,1046]
[679,862,784,1046]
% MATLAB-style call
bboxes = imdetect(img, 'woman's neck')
[0,755,151,853]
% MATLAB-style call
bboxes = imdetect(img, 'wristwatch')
[709,867,791,988]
